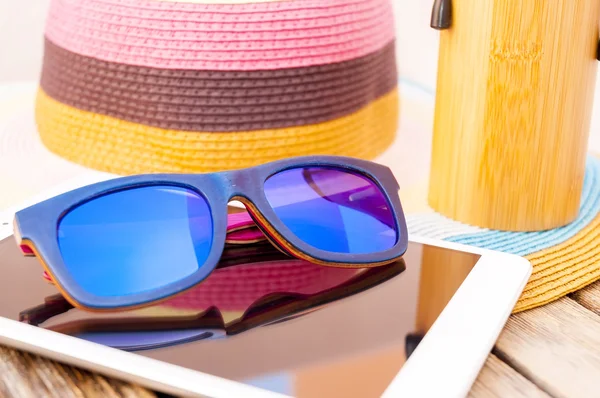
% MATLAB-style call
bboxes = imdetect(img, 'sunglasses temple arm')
[19,293,74,326]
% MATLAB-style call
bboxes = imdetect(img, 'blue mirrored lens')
[58,185,213,297]
[264,167,397,254]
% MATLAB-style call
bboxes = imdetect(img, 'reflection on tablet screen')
[0,236,480,397]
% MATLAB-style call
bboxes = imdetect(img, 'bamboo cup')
[428,0,600,231]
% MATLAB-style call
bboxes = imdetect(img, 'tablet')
[0,218,530,398]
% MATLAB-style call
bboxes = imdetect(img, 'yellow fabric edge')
[513,205,600,313]
[36,88,399,174]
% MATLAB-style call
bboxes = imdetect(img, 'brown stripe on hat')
[40,39,398,132]
[42,43,396,105]
[42,37,396,82]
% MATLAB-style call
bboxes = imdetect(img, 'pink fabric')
[162,259,361,310]
[226,211,255,231]
[44,0,395,70]
[20,245,34,255]
[226,211,265,243]
[226,228,265,243]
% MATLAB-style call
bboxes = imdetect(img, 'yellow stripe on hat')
[35,88,398,175]
[514,211,600,312]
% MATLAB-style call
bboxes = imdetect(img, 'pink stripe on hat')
[44,0,395,70]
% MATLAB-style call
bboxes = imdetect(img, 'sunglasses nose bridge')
[202,171,236,199]
[219,168,262,198]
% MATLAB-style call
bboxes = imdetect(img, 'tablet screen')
[0,235,480,397]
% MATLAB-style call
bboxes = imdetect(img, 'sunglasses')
[14,156,407,311]
[21,245,405,352]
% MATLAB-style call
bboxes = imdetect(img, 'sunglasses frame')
[14,156,408,311]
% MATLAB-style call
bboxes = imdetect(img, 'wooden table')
[2,280,600,398]
[469,281,600,398]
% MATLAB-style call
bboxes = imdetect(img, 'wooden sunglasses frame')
[13,156,408,311]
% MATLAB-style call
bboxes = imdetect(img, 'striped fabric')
[35,0,399,175]
[45,0,396,70]
[408,155,600,312]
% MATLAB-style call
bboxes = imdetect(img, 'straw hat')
[35,0,399,175]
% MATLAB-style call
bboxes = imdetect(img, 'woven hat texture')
[36,0,399,174]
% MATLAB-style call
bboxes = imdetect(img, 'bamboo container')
[428,0,600,231]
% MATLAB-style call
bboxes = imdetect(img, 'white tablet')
[0,202,530,398]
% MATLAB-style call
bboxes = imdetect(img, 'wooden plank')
[468,354,550,398]
[0,345,157,398]
[494,297,600,398]
[571,281,600,315]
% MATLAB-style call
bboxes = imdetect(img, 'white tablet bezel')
[0,179,531,398]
